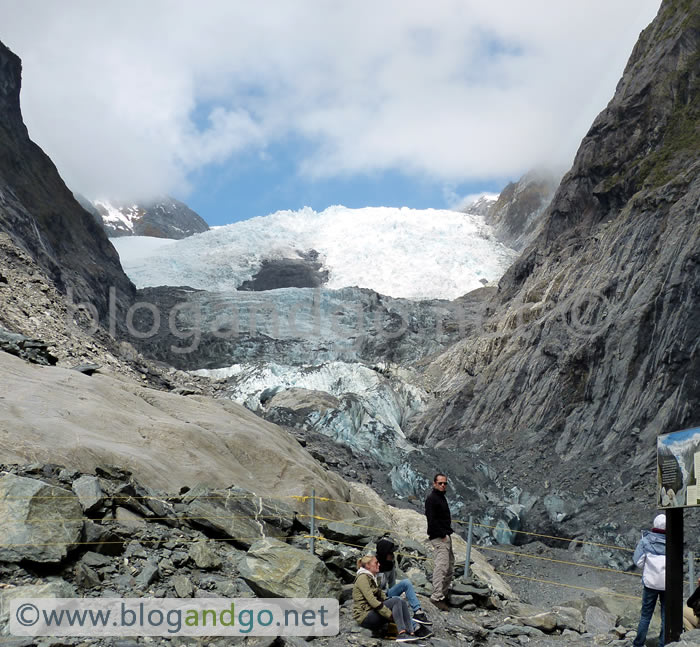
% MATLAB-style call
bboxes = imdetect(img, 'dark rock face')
[410,0,700,538]
[239,250,329,290]
[86,195,209,239]
[484,171,559,250]
[0,41,135,321]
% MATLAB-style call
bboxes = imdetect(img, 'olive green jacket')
[352,571,392,623]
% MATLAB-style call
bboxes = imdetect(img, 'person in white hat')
[632,513,667,647]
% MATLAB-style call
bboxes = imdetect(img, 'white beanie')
[653,513,666,530]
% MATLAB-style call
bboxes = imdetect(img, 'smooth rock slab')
[0,473,83,563]
[239,537,342,599]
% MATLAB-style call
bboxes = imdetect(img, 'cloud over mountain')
[1,0,660,201]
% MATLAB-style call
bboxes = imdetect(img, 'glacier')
[111,204,516,300]
[112,203,516,492]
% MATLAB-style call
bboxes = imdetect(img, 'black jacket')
[425,489,453,540]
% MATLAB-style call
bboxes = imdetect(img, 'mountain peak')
[0,42,25,134]
[78,195,210,240]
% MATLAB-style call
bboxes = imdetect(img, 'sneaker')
[413,611,433,626]
[396,636,421,643]
[431,599,449,612]
[415,625,434,639]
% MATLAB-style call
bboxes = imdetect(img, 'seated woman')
[684,577,700,631]
[376,536,432,627]
[352,555,420,643]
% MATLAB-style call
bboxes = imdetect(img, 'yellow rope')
[479,545,641,578]
[455,520,634,553]
[0,535,299,548]
[493,569,640,601]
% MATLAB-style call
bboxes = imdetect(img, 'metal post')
[689,551,695,597]
[666,507,683,645]
[464,515,473,581]
[309,488,316,555]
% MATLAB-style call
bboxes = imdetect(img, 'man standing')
[632,513,666,647]
[425,473,454,611]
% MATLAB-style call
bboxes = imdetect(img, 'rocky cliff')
[0,41,134,320]
[410,0,700,536]
[484,171,559,250]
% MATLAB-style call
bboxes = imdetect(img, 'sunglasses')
[436,481,447,486]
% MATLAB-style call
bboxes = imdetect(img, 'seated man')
[376,536,433,630]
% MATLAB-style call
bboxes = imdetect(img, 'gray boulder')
[0,473,83,563]
[552,605,585,633]
[0,580,76,635]
[71,475,104,513]
[517,611,558,632]
[493,624,546,637]
[585,605,618,635]
[318,516,379,545]
[188,540,222,569]
[238,538,342,599]
[183,486,295,548]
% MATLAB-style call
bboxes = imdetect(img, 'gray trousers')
[430,535,454,601]
[384,596,414,634]
[359,597,414,635]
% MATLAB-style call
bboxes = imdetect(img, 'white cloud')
[0,0,661,201]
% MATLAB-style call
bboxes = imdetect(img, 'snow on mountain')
[90,196,209,239]
[111,205,518,300]
[460,193,499,217]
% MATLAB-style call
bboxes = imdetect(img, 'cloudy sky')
[1,1,660,226]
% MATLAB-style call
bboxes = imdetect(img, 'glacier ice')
[111,205,517,300]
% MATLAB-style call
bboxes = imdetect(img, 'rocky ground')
[1,463,692,647]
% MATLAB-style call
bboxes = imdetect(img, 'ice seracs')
[111,205,517,300]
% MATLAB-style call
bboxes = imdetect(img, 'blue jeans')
[633,586,665,647]
[387,579,421,613]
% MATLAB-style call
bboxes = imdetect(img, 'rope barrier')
[492,570,641,601]
[0,493,300,503]
[297,513,397,537]
[454,520,635,553]
[299,495,378,511]
[0,535,301,548]
[0,486,640,556]
[1,483,676,596]
[310,534,431,561]
[13,513,296,525]
[478,545,641,578]
[311,535,644,602]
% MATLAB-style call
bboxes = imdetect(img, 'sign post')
[657,426,700,644]
[666,507,683,644]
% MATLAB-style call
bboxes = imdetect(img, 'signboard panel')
[657,426,700,508]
